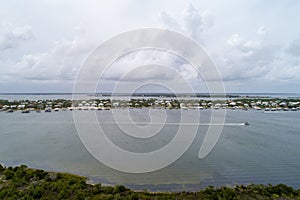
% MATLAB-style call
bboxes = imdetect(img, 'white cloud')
[1,1,300,92]
[93,4,213,88]
[159,4,214,41]
[102,49,197,82]
[267,41,300,82]
[223,33,279,81]
[159,12,181,31]
[227,34,244,47]
[158,4,300,89]
[227,34,262,52]
[183,5,204,39]
[223,32,300,84]
[0,23,34,51]
[268,63,300,81]
[3,26,94,82]
[158,6,284,85]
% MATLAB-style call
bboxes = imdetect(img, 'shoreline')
[1,163,300,199]
[1,97,300,112]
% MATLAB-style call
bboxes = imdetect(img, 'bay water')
[0,108,299,191]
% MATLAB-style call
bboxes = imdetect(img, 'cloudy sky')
[0,0,300,93]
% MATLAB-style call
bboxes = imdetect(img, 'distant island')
[0,164,299,199]
[1,96,299,112]
[0,92,242,97]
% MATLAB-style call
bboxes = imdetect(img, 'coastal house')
[3,105,10,109]
[244,103,249,108]
[18,105,25,109]
[229,102,236,106]
[193,103,200,107]
[279,102,287,107]
[134,103,140,107]
[289,102,299,107]
[271,102,277,107]
[222,103,228,108]
[27,104,35,108]
[112,102,119,107]
[187,103,193,108]
[180,103,186,108]
[120,103,126,107]
[166,102,172,109]
[254,106,262,110]
[214,103,221,109]
[201,102,207,106]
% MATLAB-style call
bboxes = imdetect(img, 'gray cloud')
[112,64,181,82]
[0,23,34,51]
[102,49,198,82]
[91,4,215,86]
[159,12,181,31]
[2,26,94,82]
[1,1,300,93]
[159,4,214,41]
[257,26,267,36]
[286,35,300,56]
[223,32,300,83]
[159,7,282,84]
[183,5,214,40]
[223,33,279,81]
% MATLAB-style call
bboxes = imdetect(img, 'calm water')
[0,108,300,191]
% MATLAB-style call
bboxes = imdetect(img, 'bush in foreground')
[0,164,299,199]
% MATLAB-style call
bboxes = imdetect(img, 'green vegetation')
[1,97,300,111]
[0,164,300,199]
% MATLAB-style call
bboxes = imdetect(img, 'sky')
[0,0,300,93]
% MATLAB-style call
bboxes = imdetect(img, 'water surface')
[0,109,299,191]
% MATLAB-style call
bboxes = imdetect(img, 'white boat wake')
[97,122,247,126]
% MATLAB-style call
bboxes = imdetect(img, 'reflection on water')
[0,109,300,191]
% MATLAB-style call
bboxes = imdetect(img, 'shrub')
[0,164,4,173]
[103,186,115,194]
[3,170,14,180]
[35,169,47,180]
[114,185,127,193]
